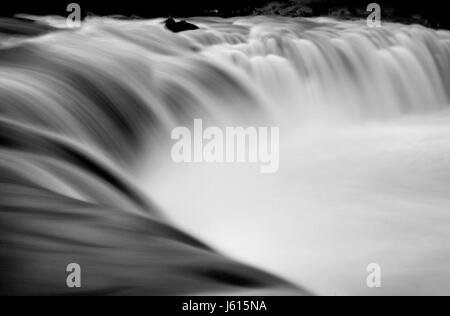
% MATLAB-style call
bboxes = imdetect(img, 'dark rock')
[253,2,313,17]
[165,17,199,33]
[328,7,352,18]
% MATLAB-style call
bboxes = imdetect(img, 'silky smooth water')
[1,16,449,295]
[141,17,450,295]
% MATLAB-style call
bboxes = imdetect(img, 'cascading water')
[0,15,449,295]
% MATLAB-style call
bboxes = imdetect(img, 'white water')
[3,16,450,295]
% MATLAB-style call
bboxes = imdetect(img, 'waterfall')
[1,15,449,295]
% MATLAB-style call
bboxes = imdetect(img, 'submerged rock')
[165,17,199,33]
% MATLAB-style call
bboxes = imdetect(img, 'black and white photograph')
[0,0,449,299]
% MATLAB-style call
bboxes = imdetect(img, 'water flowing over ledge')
[0,16,449,295]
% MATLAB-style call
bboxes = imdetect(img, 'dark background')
[1,0,449,28]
